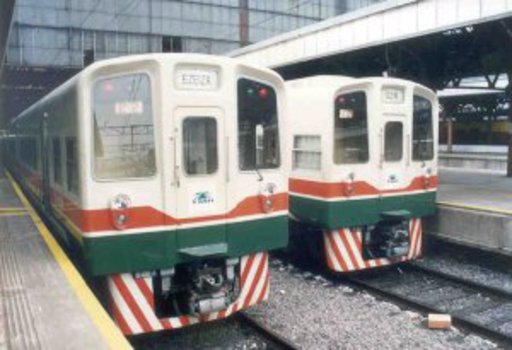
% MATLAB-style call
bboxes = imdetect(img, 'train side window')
[183,117,218,175]
[413,95,434,161]
[22,137,37,170]
[334,92,369,164]
[20,138,27,166]
[293,135,321,171]
[33,137,39,170]
[92,73,156,180]
[384,122,403,162]
[65,137,78,194]
[53,138,62,184]
[237,78,280,170]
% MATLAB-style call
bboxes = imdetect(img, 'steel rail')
[407,263,512,301]
[236,312,300,350]
[347,266,512,347]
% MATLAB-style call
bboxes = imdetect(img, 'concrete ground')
[437,168,512,212]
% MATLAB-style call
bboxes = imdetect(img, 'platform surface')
[0,171,130,350]
[426,167,512,255]
[437,168,512,213]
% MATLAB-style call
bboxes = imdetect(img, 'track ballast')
[348,263,512,346]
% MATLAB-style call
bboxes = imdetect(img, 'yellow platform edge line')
[0,207,27,212]
[0,211,29,217]
[5,171,132,350]
[437,201,512,216]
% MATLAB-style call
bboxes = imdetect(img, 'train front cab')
[92,57,289,334]
[287,76,438,272]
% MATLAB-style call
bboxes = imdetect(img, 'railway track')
[236,313,300,350]
[130,312,299,350]
[347,263,512,346]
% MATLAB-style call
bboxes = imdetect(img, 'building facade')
[1,0,385,121]
[6,0,385,68]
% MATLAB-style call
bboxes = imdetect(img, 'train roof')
[10,53,279,125]
[286,75,436,94]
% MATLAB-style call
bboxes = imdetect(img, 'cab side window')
[413,95,434,161]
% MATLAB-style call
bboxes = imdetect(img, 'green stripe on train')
[83,215,289,276]
[290,192,437,229]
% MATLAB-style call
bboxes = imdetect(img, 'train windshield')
[333,91,369,164]
[237,78,280,171]
[413,95,434,161]
[92,73,156,179]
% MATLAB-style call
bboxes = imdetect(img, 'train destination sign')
[382,87,404,104]
[114,101,143,115]
[175,67,218,90]
[338,108,354,119]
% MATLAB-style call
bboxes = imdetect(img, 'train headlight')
[260,183,276,213]
[343,172,355,197]
[343,182,354,197]
[110,194,131,230]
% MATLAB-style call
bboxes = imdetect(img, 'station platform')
[425,167,512,256]
[439,152,507,172]
[0,170,131,349]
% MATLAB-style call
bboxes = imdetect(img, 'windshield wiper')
[254,165,264,182]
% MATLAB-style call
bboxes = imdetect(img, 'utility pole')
[499,20,512,176]
[508,73,512,177]
[239,0,249,47]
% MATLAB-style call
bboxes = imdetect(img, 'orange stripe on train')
[290,176,437,199]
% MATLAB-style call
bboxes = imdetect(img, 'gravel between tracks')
[414,255,512,294]
[246,259,499,350]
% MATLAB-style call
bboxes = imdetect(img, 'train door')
[173,107,227,253]
[380,114,409,192]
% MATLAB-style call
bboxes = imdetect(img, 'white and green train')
[4,53,289,335]
[286,75,438,272]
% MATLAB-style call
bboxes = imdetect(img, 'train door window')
[183,117,218,175]
[65,137,78,194]
[52,137,62,184]
[92,73,156,179]
[237,78,280,170]
[334,92,369,164]
[384,122,403,162]
[293,135,321,170]
[413,95,434,161]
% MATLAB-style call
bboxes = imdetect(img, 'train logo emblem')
[192,191,214,205]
